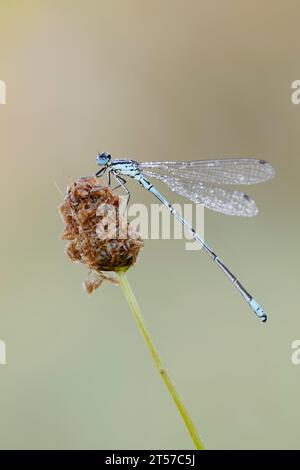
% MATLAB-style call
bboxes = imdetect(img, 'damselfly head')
[96,152,111,166]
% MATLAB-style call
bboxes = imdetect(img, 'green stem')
[118,270,205,450]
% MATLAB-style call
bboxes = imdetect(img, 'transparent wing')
[142,172,258,216]
[139,158,275,185]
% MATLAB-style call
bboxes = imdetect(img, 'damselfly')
[95,152,275,322]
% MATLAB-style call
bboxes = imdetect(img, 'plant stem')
[118,270,205,450]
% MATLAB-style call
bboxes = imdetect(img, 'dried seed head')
[59,177,143,291]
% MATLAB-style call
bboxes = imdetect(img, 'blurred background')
[0,0,299,450]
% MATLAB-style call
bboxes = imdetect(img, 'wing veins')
[139,158,275,185]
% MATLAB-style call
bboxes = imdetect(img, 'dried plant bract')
[59,177,143,292]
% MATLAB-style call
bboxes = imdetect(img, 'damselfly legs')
[95,152,275,322]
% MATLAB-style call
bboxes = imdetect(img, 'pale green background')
[0,0,299,449]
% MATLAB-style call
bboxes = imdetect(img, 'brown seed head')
[59,176,143,290]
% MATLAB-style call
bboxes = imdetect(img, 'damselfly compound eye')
[59,176,143,292]
[96,152,111,166]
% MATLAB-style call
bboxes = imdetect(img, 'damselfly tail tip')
[259,312,267,323]
[249,298,267,323]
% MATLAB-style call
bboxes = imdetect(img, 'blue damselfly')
[95,152,275,322]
